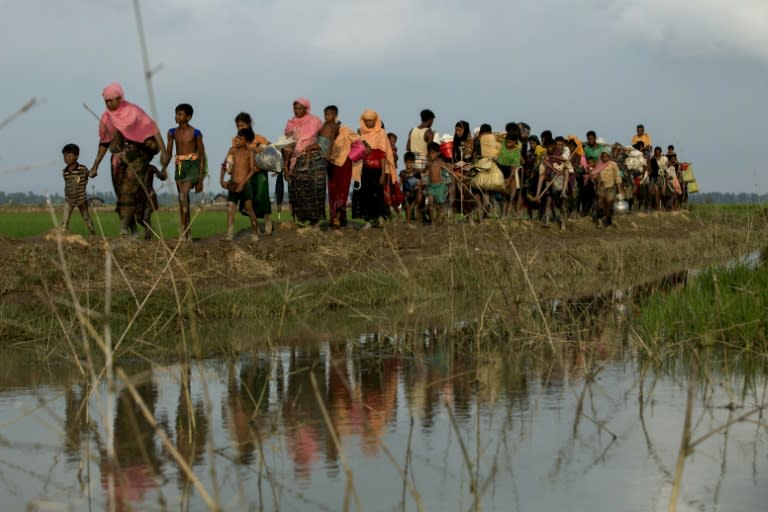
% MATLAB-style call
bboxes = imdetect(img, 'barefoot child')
[228,112,273,233]
[220,128,260,241]
[165,103,205,241]
[426,142,453,224]
[135,164,167,240]
[399,151,422,223]
[60,144,96,235]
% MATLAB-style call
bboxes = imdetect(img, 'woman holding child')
[90,83,169,236]
[283,98,325,225]
[328,122,362,228]
[352,110,397,229]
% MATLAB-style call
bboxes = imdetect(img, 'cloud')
[609,0,768,63]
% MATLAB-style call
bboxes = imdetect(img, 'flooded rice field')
[1,331,766,512]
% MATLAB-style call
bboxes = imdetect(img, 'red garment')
[328,158,353,222]
[364,149,385,169]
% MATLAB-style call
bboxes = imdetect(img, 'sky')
[1,0,767,195]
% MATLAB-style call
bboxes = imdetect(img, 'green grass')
[688,202,768,225]
[0,208,285,239]
[637,259,768,350]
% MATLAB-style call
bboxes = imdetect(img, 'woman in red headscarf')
[90,83,169,236]
[282,98,325,225]
[351,110,397,228]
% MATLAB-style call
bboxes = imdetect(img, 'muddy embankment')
[0,210,764,352]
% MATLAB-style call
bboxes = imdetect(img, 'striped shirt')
[63,164,89,205]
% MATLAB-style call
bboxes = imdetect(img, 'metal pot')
[614,199,629,214]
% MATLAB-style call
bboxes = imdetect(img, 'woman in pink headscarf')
[282,98,325,225]
[90,83,169,236]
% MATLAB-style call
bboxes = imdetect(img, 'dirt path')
[1,210,760,303]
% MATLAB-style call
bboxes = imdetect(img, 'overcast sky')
[1,0,767,194]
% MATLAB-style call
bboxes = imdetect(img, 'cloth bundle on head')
[355,109,397,183]
[284,97,323,156]
[98,82,158,144]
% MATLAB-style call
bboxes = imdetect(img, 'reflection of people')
[90,83,169,236]
[357,356,399,456]
[174,366,208,487]
[100,373,162,511]
[63,382,91,460]
[224,360,255,465]
[223,358,271,465]
[281,349,325,482]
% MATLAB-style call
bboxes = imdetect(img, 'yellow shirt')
[631,133,652,149]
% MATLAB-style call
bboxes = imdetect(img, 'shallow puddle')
[0,334,766,512]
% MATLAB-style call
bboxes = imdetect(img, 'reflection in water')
[0,317,766,511]
[174,364,208,488]
[63,383,91,463]
[99,368,163,511]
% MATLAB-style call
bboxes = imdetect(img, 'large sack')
[472,158,505,192]
[254,145,284,174]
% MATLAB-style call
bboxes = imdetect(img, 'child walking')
[220,128,260,241]
[426,142,453,224]
[399,151,422,223]
[165,103,205,242]
[60,144,96,235]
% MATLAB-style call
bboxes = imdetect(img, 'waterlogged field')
[0,335,766,512]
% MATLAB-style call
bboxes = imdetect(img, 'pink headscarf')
[284,97,322,156]
[98,83,158,144]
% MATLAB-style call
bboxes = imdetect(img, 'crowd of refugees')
[58,83,694,240]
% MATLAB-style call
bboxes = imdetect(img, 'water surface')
[0,335,766,512]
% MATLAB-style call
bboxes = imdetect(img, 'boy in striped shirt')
[61,144,96,235]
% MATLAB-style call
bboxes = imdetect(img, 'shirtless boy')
[318,105,340,155]
[220,128,260,241]
[165,103,205,241]
[426,142,452,224]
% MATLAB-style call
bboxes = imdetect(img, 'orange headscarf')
[567,135,585,156]
[356,110,397,183]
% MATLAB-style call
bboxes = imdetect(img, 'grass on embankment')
[636,255,768,351]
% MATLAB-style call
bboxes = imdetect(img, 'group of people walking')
[58,84,693,240]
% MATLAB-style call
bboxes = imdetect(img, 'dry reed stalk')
[308,370,362,512]
[103,237,117,512]
[499,224,555,349]
[667,361,696,512]
[115,367,221,511]
[112,231,198,353]
[444,398,480,510]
